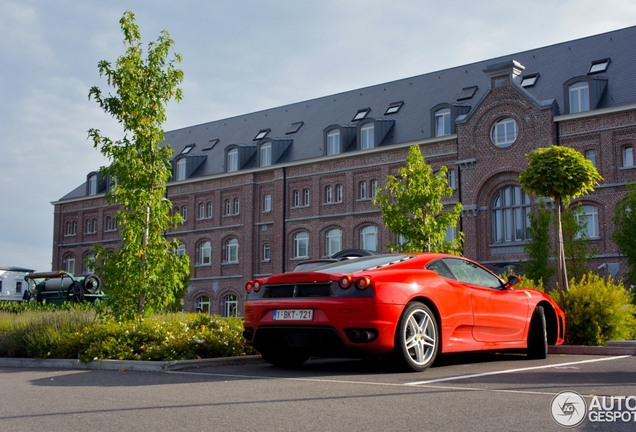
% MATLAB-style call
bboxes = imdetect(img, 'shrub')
[550,273,636,345]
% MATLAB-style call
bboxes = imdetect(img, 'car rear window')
[313,254,413,274]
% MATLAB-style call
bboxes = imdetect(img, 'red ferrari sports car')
[243,253,565,372]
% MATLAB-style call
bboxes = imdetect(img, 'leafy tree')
[518,145,602,292]
[523,200,555,286]
[562,204,594,282]
[373,145,463,253]
[87,11,190,320]
[612,181,636,287]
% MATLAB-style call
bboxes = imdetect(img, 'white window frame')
[293,190,300,207]
[569,82,590,114]
[294,232,309,258]
[359,181,367,199]
[199,241,211,265]
[225,238,239,263]
[624,146,634,167]
[371,180,378,198]
[585,150,597,167]
[435,108,451,137]
[360,226,378,251]
[491,118,518,148]
[492,185,531,243]
[326,229,342,256]
[264,194,272,212]
[260,143,272,166]
[234,198,240,215]
[65,255,75,275]
[448,169,456,190]
[207,202,213,218]
[303,188,310,206]
[88,174,97,195]
[227,149,238,172]
[223,294,238,317]
[325,186,333,203]
[263,244,271,262]
[336,185,343,202]
[575,205,600,239]
[361,123,374,149]
[176,159,186,180]
[225,199,231,215]
[199,203,205,219]
[195,295,210,314]
[327,130,340,155]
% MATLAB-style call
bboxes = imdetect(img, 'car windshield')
[312,254,413,274]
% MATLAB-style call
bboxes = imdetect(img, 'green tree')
[87,11,190,320]
[518,145,602,292]
[562,204,594,282]
[523,200,555,286]
[612,181,636,287]
[373,145,463,253]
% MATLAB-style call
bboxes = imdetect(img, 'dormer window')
[254,129,270,140]
[352,108,370,121]
[569,82,590,113]
[563,76,607,114]
[176,159,186,180]
[260,142,272,166]
[327,130,341,155]
[360,123,375,149]
[435,108,451,137]
[88,174,97,195]
[588,58,610,74]
[384,101,403,115]
[227,149,238,172]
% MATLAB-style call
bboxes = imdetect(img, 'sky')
[1,0,636,272]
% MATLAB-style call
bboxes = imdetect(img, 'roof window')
[588,58,610,74]
[456,86,478,101]
[384,101,404,115]
[254,129,270,140]
[520,73,539,88]
[181,144,195,154]
[286,122,303,134]
[202,139,219,151]
[352,108,370,121]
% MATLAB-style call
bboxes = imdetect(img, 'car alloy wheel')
[394,302,438,372]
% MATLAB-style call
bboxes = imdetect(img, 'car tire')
[527,306,548,360]
[259,349,309,367]
[392,302,439,372]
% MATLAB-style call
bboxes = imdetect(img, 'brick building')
[53,26,636,315]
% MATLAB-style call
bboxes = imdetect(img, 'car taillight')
[356,276,372,290]
[245,281,253,293]
[253,279,262,292]
[339,275,353,289]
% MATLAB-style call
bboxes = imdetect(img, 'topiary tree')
[518,145,602,292]
[612,181,636,288]
[87,11,190,320]
[373,145,463,253]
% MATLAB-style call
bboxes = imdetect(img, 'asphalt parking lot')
[1,353,635,432]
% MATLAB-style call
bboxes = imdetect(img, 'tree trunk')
[555,196,569,292]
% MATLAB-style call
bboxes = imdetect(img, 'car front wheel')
[393,302,439,372]
[527,305,548,359]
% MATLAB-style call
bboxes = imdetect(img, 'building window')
[85,219,92,233]
[225,199,231,215]
[445,225,457,243]
[195,296,210,314]
[360,226,378,251]
[225,238,239,263]
[361,123,375,149]
[569,82,590,114]
[585,150,597,167]
[105,216,117,231]
[384,101,403,115]
[448,169,456,190]
[176,244,186,256]
[181,206,187,222]
[371,180,378,198]
[624,146,634,167]
[303,188,310,206]
[293,190,300,207]
[64,255,75,275]
[491,117,518,148]
[492,185,531,243]
[359,181,367,199]
[588,58,610,74]
[435,108,451,137]
[234,198,240,215]
[353,108,370,121]
[264,194,272,212]
[263,244,271,262]
[198,241,211,265]
[207,202,213,218]
[327,130,340,155]
[15,281,22,294]
[88,174,97,195]
[325,186,333,203]
[227,149,238,172]
[176,159,186,180]
[294,232,309,258]
[336,185,343,202]
[575,205,600,239]
[199,203,205,219]
[223,294,238,317]
[326,229,342,256]
[520,74,539,88]
[260,143,272,166]
[254,129,269,140]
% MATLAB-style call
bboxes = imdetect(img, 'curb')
[548,345,636,356]
[0,355,264,372]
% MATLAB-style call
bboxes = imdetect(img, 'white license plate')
[272,309,313,321]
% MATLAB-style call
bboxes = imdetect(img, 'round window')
[491,117,518,148]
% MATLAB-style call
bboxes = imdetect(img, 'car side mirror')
[505,274,521,289]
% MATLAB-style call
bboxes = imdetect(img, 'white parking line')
[405,355,631,386]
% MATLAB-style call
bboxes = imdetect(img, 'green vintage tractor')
[25,271,105,306]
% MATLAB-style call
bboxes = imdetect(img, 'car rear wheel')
[259,349,309,367]
[393,302,439,372]
[527,306,548,359]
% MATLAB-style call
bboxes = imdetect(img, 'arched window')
[435,108,451,137]
[569,82,590,113]
[260,142,272,166]
[195,296,210,314]
[492,186,531,243]
[326,229,342,256]
[176,159,186,180]
[225,238,239,263]
[294,232,309,258]
[227,149,238,172]
[361,123,375,149]
[88,174,98,195]
[325,185,333,203]
[327,130,340,155]
[359,181,367,199]
[223,294,238,317]
[198,241,211,265]
[64,254,75,275]
[575,205,600,239]
[360,226,378,251]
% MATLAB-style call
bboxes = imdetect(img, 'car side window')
[426,260,457,280]
[442,258,503,289]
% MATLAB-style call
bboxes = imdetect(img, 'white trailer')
[0,266,35,301]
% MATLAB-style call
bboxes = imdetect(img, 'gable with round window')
[491,117,518,148]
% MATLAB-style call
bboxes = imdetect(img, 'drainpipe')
[282,167,287,272]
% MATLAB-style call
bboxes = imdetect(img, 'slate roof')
[58,25,636,201]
